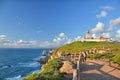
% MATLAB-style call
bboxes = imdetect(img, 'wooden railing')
[60,53,89,80]
[73,55,81,80]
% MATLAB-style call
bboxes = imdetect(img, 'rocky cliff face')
[38,56,49,64]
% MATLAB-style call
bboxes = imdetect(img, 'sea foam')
[33,56,46,61]
[0,65,13,70]
[5,75,22,80]
[18,61,40,67]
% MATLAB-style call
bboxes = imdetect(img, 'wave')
[33,56,41,60]
[0,65,13,70]
[5,75,22,80]
[32,69,40,74]
[33,56,41,61]
[5,70,41,80]
[18,61,40,67]
[33,56,46,61]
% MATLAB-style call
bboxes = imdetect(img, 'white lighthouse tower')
[85,30,91,39]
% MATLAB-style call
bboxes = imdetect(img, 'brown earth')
[80,59,120,80]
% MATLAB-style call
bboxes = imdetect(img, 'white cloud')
[110,17,120,26]
[0,33,70,48]
[59,33,65,37]
[106,17,120,33]
[53,38,63,43]
[0,35,40,48]
[17,39,24,43]
[75,36,81,41]
[3,40,38,48]
[38,41,56,48]
[100,6,114,11]
[106,26,113,32]
[102,32,111,38]
[52,32,81,45]
[92,34,96,38]
[66,39,73,44]
[0,35,7,40]
[53,33,67,43]
[116,30,120,39]
[91,17,120,40]
[92,22,104,33]
[96,11,107,18]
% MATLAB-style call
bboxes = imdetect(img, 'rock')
[38,56,49,64]
[59,61,75,74]
[39,58,46,64]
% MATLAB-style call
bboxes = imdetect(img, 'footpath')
[80,59,120,80]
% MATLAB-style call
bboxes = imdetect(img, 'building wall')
[81,38,107,42]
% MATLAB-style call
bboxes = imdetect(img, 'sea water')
[0,48,49,80]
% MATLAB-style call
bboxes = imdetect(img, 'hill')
[56,41,120,65]
[24,41,120,80]
[57,41,120,53]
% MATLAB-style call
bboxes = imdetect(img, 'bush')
[24,74,39,80]
[88,52,113,60]
[24,59,63,80]
[112,53,120,65]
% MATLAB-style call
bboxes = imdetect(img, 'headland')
[24,41,120,80]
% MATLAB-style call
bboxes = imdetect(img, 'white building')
[80,31,112,42]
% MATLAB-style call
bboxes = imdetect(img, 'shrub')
[112,53,120,65]
[24,59,63,80]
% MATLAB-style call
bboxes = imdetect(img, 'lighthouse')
[85,31,91,39]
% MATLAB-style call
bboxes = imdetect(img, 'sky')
[0,0,120,48]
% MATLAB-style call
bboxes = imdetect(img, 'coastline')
[24,42,120,80]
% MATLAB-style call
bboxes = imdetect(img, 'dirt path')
[80,59,120,80]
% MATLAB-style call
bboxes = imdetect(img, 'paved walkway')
[80,59,120,80]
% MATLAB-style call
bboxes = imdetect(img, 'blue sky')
[0,0,120,48]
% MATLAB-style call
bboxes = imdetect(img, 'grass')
[24,58,64,80]
[58,41,120,53]
[88,50,120,66]
[57,41,120,66]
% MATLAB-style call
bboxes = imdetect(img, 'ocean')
[0,48,49,80]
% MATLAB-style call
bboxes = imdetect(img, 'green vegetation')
[86,45,120,65]
[58,41,120,66]
[24,41,120,80]
[24,58,63,80]
[111,50,120,65]
[58,41,120,53]
[88,52,113,59]
[88,50,120,65]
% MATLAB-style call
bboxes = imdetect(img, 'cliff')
[24,41,120,80]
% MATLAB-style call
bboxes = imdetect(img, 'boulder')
[59,61,75,74]
[38,56,49,64]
